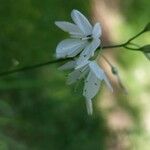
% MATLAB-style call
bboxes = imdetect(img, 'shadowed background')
[0,0,149,150]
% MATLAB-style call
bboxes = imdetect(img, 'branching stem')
[0,27,147,77]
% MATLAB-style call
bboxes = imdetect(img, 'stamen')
[81,35,92,41]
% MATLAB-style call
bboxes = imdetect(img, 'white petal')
[78,67,89,79]
[55,21,83,36]
[89,61,104,80]
[67,70,81,85]
[58,61,76,70]
[77,39,100,65]
[67,66,88,85]
[75,60,90,69]
[89,61,113,92]
[67,41,88,57]
[70,34,85,39]
[71,10,92,36]
[85,98,93,115]
[56,39,86,58]
[83,71,101,100]
[92,23,102,39]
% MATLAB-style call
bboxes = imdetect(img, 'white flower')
[55,9,101,65]
[59,60,113,115]
[83,61,113,115]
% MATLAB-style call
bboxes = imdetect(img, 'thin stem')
[101,54,113,68]
[0,44,126,77]
[127,42,140,48]
[0,27,146,77]
[124,46,141,51]
[102,43,126,49]
[125,28,145,44]
[0,58,71,77]
[101,55,128,94]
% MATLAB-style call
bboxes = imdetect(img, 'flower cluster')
[55,10,112,115]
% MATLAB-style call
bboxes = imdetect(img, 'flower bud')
[111,66,118,75]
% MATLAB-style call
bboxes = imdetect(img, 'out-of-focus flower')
[59,60,113,115]
[55,9,101,65]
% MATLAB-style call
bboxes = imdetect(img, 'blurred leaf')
[144,52,150,60]
[140,45,150,60]
[0,100,13,116]
[141,45,150,52]
[0,133,28,150]
[144,22,150,32]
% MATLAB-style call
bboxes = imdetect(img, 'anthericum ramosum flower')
[59,60,113,115]
[55,9,101,65]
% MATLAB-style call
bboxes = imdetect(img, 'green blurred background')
[0,0,149,150]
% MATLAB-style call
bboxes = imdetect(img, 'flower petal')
[71,10,92,36]
[83,71,101,100]
[89,61,104,80]
[67,70,81,85]
[67,66,88,85]
[76,38,100,65]
[78,67,89,79]
[85,98,93,115]
[89,61,113,92]
[67,41,88,57]
[55,21,83,36]
[58,61,76,70]
[75,60,90,69]
[56,39,86,58]
[92,23,102,39]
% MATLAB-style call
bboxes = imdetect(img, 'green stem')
[125,28,145,44]
[0,58,71,77]
[124,46,141,51]
[0,27,146,77]
[102,43,126,49]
